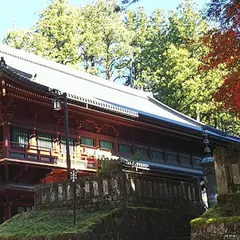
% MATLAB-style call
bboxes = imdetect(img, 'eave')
[0,64,139,119]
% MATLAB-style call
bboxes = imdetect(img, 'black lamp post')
[200,131,217,207]
[53,92,71,179]
[70,168,77,225]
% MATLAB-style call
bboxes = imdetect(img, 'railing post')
[50,149,53,163]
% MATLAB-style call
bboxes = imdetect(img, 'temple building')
[0,44,239,222]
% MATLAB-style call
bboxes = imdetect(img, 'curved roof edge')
[0,44,152,100]
[148,96,203,127]
[148,95,240,144]
[0,64,139,118]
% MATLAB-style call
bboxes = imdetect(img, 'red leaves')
[204,0,240,112]
[204,29,239,69]
[205,27,240,112]
[214,73,240,113]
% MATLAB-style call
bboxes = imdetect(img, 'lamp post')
[53,92,71,179]
[70,168,77,225]
[200,131,217,207]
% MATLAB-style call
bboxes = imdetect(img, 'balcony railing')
[0,141,107,172]
[9,141,56,163]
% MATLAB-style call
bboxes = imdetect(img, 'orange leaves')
[214,73,240,112]
[203,15,240,112]
[204,0,240,112]
[205,30,239,68]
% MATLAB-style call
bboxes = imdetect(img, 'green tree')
[80,0,134,80]
[3,0,134,80]
[3,29,34,52]
[3,0,81,65]
[128,0,240,135]
[33,0,81,65]
[125,7,167,85]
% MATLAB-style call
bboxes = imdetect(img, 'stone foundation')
[35,171,204,239]
[191,220,240,240]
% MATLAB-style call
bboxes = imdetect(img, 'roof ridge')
[0,44,152,100]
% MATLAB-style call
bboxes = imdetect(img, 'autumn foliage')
[205,0,240,113]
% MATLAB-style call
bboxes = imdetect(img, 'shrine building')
[0,44,239,222]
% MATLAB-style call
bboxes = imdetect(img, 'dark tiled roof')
[0,57,50,92]
[0,57,139,118]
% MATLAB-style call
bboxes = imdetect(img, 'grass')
[0,206,165,239]
[0,207,117,239]
[191,195,240,227]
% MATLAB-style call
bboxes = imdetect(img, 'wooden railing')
[3,141,103,171]
[56,152,98,171]
[9,141,56,163]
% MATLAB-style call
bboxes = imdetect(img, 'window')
[118,143,131,153]
[180,155,191,166]
[60,137,76,154]
[100,140,113,150]
[37,133,53,150]
[166,152,178,164]
[11,127,28,146]
[136,147,148,160]
[151,150,164,162]
[81,137,95,146]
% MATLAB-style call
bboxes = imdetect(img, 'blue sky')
[0,0,210,41]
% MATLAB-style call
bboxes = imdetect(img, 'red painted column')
[2,121,9,158]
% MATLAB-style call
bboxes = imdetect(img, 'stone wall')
[35,174,125,210]
[214,145,240,198]
[35,171,203,214]
[71,207,196,240]
[191,222,240,240]
[27,170,205,240]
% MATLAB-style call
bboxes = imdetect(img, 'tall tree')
[3,0,81,65]
[204,0,240,113]
[80,0,134,81]
[130,0,222,121]
[156,0,219,122]
[34,0,81,65]
[125,7,167,85]
[127,0,240,135]
[2,0,134,80]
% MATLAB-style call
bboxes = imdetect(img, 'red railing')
[9,141,56,163]
[5,141,100,171]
